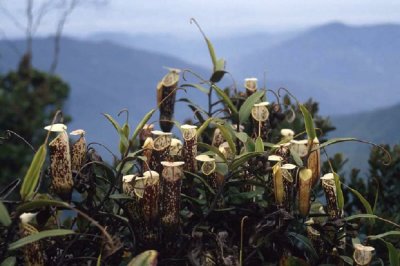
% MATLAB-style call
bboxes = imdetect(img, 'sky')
[1,0,400,39]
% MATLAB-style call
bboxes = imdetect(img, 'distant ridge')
[0,37,208,157]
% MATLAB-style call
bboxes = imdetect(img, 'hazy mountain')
[89,31,297,68]
[234,23,400,114]
[0,37,208,158]
[328,102,400,174]
[1,22,400,166]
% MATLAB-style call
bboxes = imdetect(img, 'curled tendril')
[3,130,36,152]
[190,18,206,40]
[278,87,300,105]
[266,89,280,106]
[182,69,209,84]
[87,142,118,161]
[117,108,129,124]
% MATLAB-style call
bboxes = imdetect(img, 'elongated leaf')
[235,132,248,144]
[197,117,213,137]
[299,104,316,141]
[215,58,225,72]
[17,199,69,213]
[245,138,255,152]
[288,232,318,260]
[109,193,135,201]
[180,83,209,94]
[215,124,236,155]
[340,256,353,265]
[198,142,227,162]
[368,231,400,240]
[239,90,265,124]
[131,109,156,141]
[1,257,16,266]
[0,202,11,227]
[212,85,238,116]
[333,172,344,210]
[290,148,304,167]
[382,240,399,266]
[346,185,374,224]
[205,37,217,69]
[122,123,130,139]
[103,113,122,134]
[20,144,47,200]
[231,152,263,171]
[128,250,158,266]
[318,138,357,150]
[96,254,102,266]
[8,229,75,250]
[255,137,264,152]
[345,214,378,222]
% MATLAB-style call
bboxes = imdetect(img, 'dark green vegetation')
[1,23,400,265]
[0,54,70,187]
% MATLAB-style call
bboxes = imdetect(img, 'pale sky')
[1,0,400,39]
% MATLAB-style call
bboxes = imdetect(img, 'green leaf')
[0,202,11,227]
[180,83,209,94]
[288,232,318,260]
[127,250,158,266]
[17,199,69,213]
[345,185,374,224]
[255,137,264,152]
[0,257,16,266]
[198,142,227,162]
[340,256,353,265]
[20,144,47,200]
[119,135,129,155]
[290,148,304,167]
[245,138,255,152]
[212,85,238,116]
[299,104,316,141]
[122,123,130,139]
[131,109,156,141]
[345,213,378,222]
[8,229,75,250]
[239,90,265,124]
[103,113,122,134]
[231,152,263,171]
[215,58,225,72]
[96,253,102,266]
[109,193,135,200]
[205,37,217,69]
[235,132,248,144]
[333,172,344,210]
[215,123,236,155]
[382,240,399,266]
[368,231,400,240]
[197,117,213,137]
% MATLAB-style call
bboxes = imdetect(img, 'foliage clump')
[0,26,399,266]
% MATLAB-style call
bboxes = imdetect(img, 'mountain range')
[90,23,400,115]
[1,22,399,168]
[0,37,208,158]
